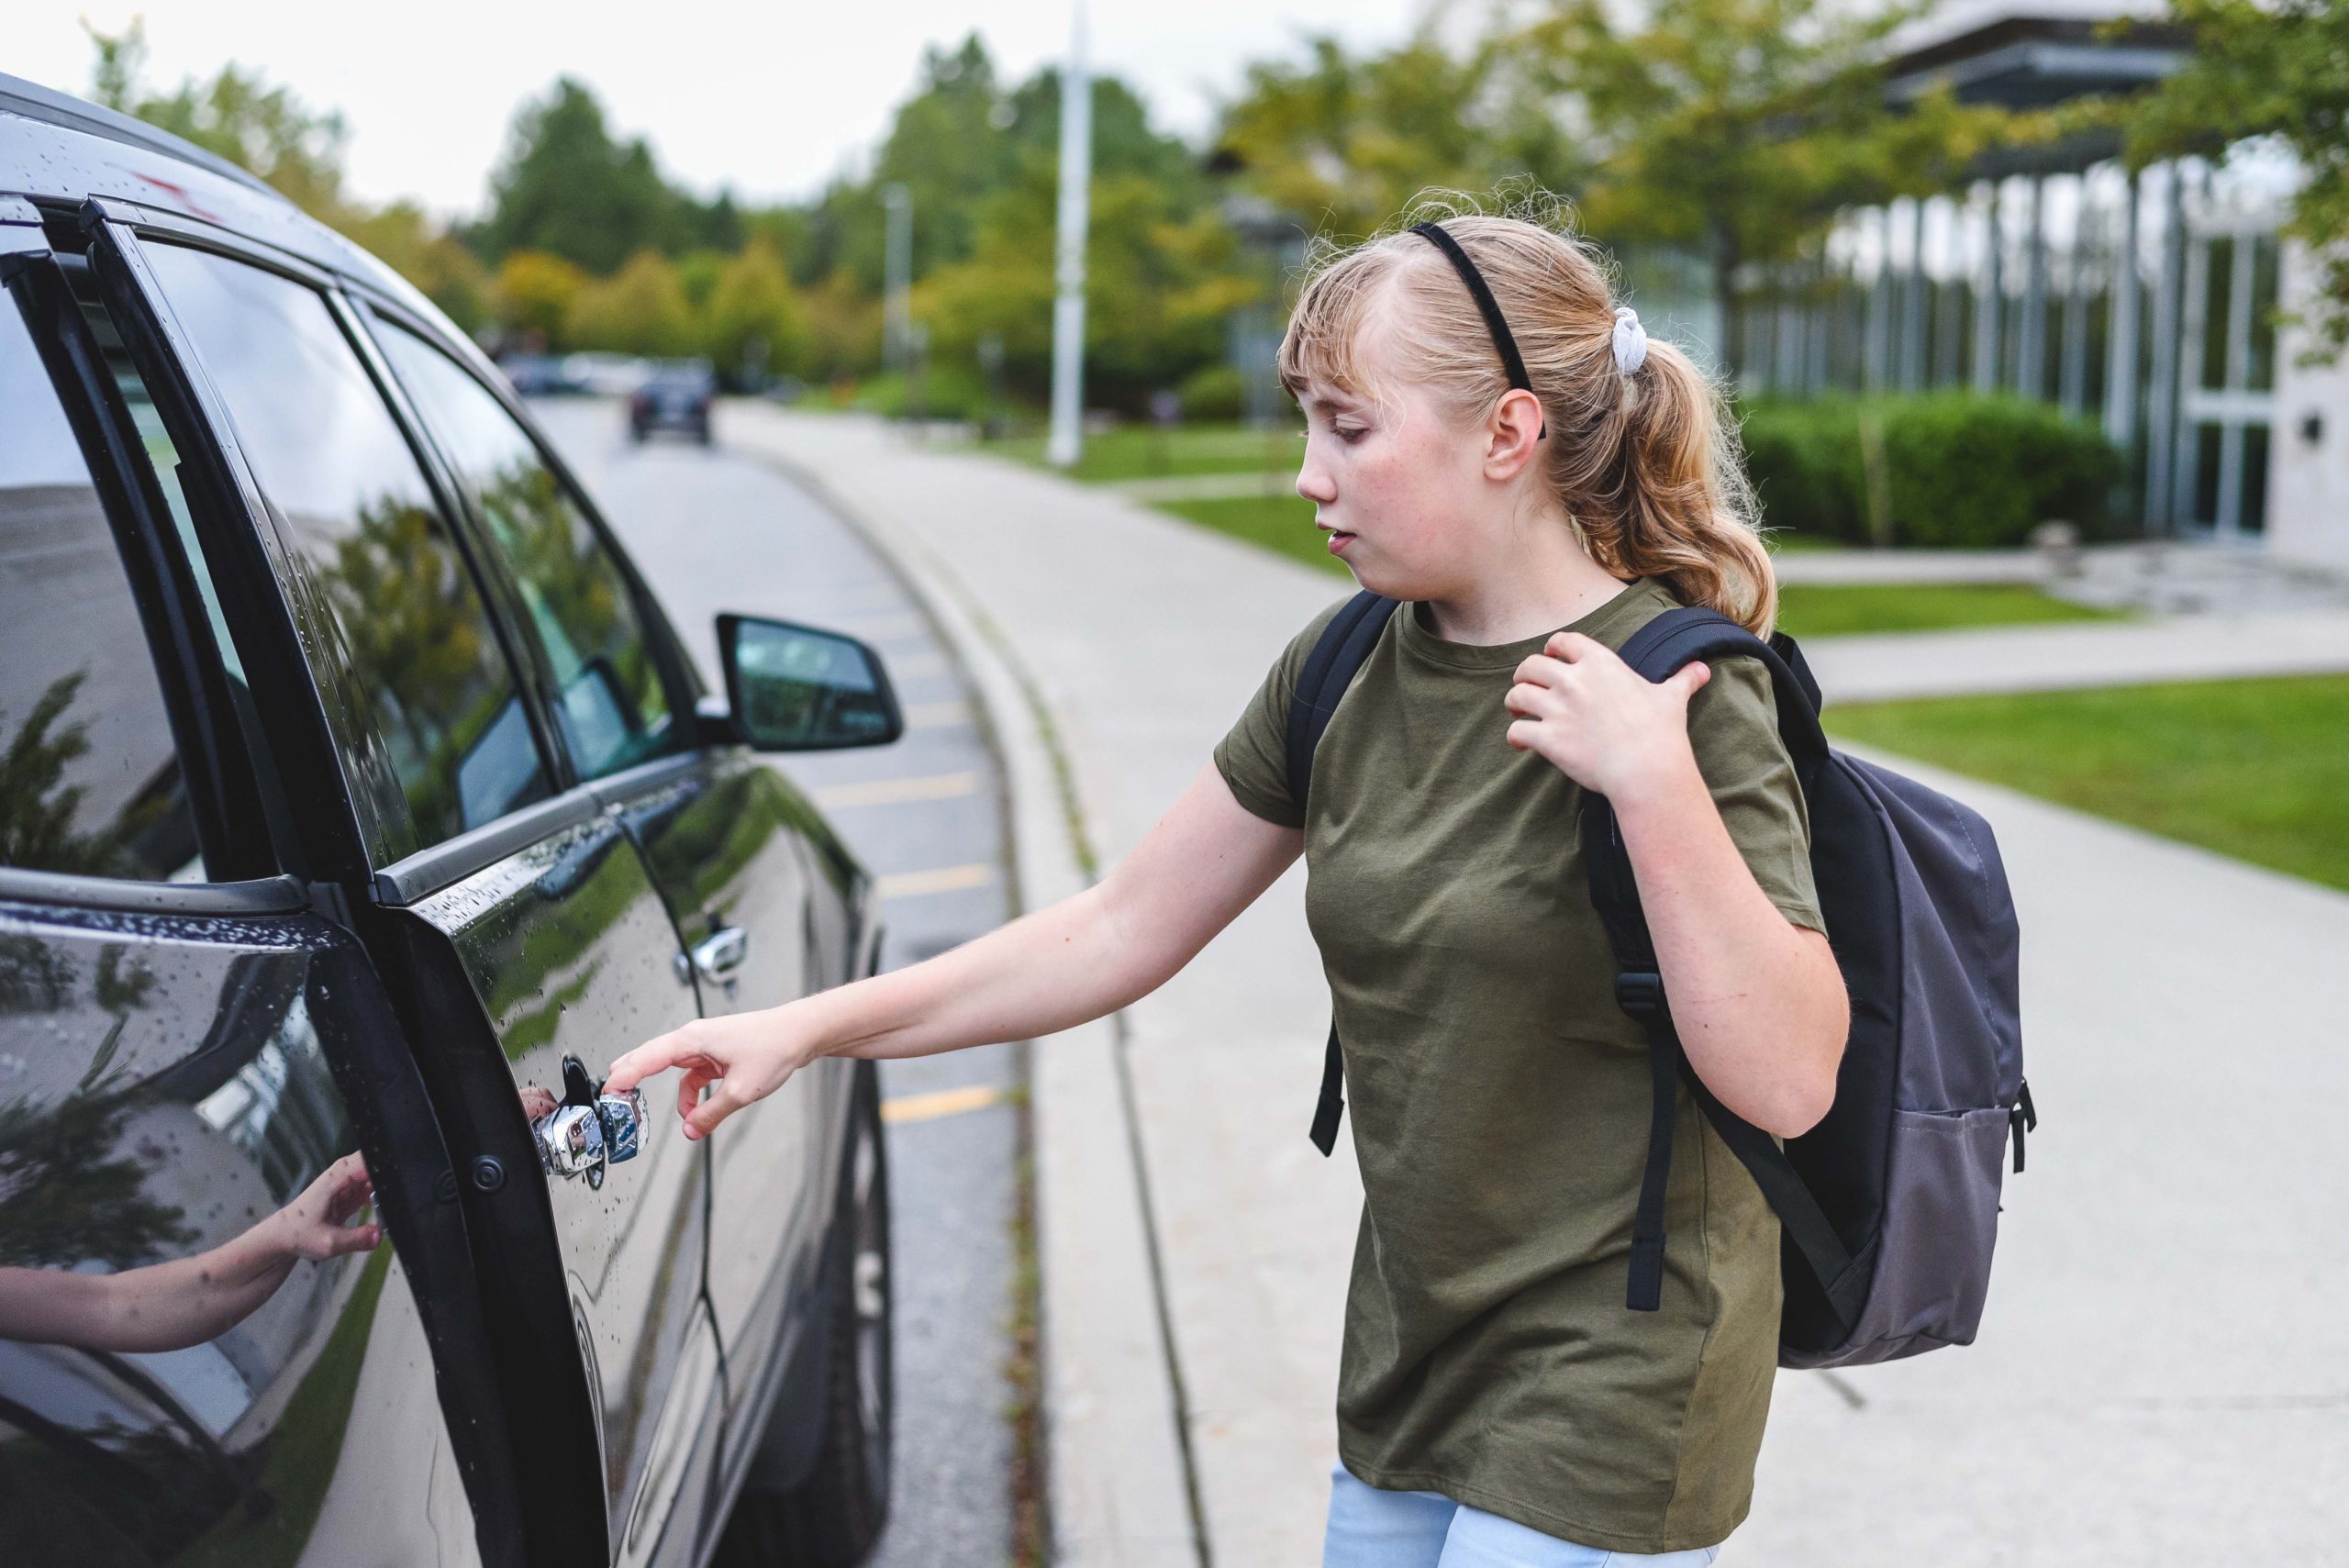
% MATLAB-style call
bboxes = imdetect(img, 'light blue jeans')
[1323,1462,1724,1568]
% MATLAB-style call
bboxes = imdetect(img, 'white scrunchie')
[1611,305,1649,376]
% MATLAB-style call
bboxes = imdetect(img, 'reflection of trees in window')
[473,458,670,773]
[0,1068,196,1273]
[306,489,531,845]
[0,673,186,880]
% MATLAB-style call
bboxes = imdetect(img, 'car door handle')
[532,1061,648,1190]
[690,926,749,981]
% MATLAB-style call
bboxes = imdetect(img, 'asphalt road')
[534,397,1024,1567]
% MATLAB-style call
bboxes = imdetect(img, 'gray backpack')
[1288,594,2035,1368]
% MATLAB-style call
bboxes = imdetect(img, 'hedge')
[1737,392,2127,549]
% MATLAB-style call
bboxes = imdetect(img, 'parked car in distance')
[497,350,584,397]
[633,357,718,444]
[0,71,902,1568]
[569,348,658,398]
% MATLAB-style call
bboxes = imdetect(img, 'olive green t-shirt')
[1213,576,1825,1554]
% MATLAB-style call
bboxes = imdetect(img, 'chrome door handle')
[687,925,750,997]
[536,1104,607,1184]
[532,1058,648,1189]
[671,927,749,994]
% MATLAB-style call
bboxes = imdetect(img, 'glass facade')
[1726,148,2294,541]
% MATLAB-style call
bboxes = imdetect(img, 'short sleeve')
[1685,655,1827,934]
[1211,596,1353,829]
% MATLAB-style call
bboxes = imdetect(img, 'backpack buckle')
[1614,971,1665,1018]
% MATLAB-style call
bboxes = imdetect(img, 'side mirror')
[717,614,904,751]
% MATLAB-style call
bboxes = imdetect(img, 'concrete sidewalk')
[722,406,2349,1566]
[1801,611,2349,702]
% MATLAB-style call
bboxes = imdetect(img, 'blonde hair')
[1276,191,1777,637]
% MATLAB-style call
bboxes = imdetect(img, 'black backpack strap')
[1613,607,1829,770]
[1286,593,1403,1156]
[1586,607,1859,1324]
[1308,1022,1347,1156]
[1286,592,1401,810]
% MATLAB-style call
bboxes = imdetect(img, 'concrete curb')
[730,432,1205,1568]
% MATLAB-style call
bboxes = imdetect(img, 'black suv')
[630,359,717,444]
[0,75,901,1568]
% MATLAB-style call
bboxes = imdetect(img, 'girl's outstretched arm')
[605,762,1302,1140]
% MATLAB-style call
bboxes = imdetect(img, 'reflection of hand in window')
[0,1151,380,1353]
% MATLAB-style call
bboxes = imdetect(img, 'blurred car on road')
[568,349,657,397]
[632,357,718,444]
[496,350,584,396]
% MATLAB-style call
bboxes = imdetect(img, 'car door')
[88,217,724,1567]
[358,318,840,1447]
[0,223,505,1567]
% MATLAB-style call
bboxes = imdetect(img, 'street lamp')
[1046,0,1093,468]
[883,182,912,388]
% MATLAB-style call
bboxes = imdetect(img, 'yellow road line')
[812,771,981,809]
[882,1084,1007,1125]
[874,862,996,899]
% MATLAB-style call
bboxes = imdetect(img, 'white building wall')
[2267,239,2349,574]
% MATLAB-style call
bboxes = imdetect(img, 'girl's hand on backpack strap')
[605,1007,821,1142]
[1503,632,1711,799]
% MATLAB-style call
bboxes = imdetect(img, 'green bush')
[1176,363,1248,423]
[852,364,994,422]
[1739,393,2126,549]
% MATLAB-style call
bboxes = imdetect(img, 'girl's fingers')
[1663,662,1711,702]
[676,1064,718,1128]
[1544,631,1606,662]
[604,1031,704,1095]
[327,1221,383,1256]
[684,1076,756,1141]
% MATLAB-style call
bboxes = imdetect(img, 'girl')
[605,201,1848,1566]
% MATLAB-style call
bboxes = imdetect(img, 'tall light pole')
[1046,0,1092,468]
[882,182,913,386]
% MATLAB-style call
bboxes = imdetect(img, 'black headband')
[1409,220,1546,440]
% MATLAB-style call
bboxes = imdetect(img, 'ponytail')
[1275,194,1778,637]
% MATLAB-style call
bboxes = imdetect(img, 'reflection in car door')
[0,232,500,1567]
[373,804,722,1567]
[607,752,841,1433]
[111,231,723,1565]
[353,319,833,1451]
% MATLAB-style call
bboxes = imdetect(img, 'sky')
[13,2,1444,219]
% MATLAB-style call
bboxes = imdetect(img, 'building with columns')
[1721,11,2346,573]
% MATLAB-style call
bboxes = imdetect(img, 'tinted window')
[374,326,681,783]
[0,296,203,880]
[142,246,549,860]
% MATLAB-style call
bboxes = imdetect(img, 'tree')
[1504,0,2032,369]
[494,251,588,349]
[83,21,495,339]
[2114,0,2349,358]
[471,77,729,272]
[1212,29,1585,241]
[339,201,492,332]
[83,17,349,218]
[705,241,807,383]
[566,250,695,356]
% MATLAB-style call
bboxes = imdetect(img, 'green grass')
[986,421,1301,483]
[1158,506,2138,642]
[1156,494,1348,576]
[1775,582,2130,638]
[1828,675,2349,892]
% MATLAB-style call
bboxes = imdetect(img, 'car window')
[374,323,681,783]
[140,244,551,862]
[0,294,206,881]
